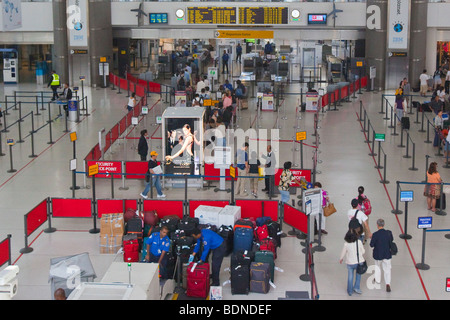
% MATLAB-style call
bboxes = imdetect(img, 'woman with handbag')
[314,182,330,235]
[339,229,366,296]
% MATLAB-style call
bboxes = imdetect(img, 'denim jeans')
[142,176,163,196]
[279,189,290,204]
[347,263,361,295]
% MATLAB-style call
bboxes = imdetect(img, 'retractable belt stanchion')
[399,199,412,240]
[89,172,100,234]
[7,142,17,173]
[29,111,37,158]
[415,227,430,271]
[0,131,5,157]
[299,213,311,282]
[391,181,403,214]
[47,102,54,145]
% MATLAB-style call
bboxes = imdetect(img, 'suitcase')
[401,117,410,130]
[421,103,432,112]
[218,225,234,256]
[256,216,272,227]
[250,262,270,294]
[175,236,195,264]
[257,238,277,260]
[234,218,256,230]
[233,227,254,253]
[255,224,269,242]
[142,210,159,226]
[160,216,180,233]
[186,262,210,298]
[177,219,197,236]
[265,220,282,248]
[412,101,421,109]
[436,193,446,210]
[124,208,138,223]
[231,264,250,295]
[231,249,255,269]
[123,238,140,263]
[125,216,144,249]
[254,250,275,282]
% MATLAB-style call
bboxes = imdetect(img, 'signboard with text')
[274,168,311,188]
[87,161,122,179]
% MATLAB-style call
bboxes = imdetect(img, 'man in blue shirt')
[190,228,226,286]
[222,50,229,74]
[223,79,233,92]
[236,43,242,63]
[144,226,171,278]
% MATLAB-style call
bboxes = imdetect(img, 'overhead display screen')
[150,13,168,24]
[187,7,236,24]
[239,7,288,24]
[308,14,327,25]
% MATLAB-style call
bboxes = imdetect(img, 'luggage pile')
[230,217,281,295]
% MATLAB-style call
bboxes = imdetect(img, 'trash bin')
[67,99,78,122]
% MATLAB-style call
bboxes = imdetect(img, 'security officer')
[144,226,171,278]
[47,70,60,101]
[190,228,226,286]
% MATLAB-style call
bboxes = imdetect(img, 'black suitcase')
[231,249,255,269]
[436,193,446,210]
[412,101,421,109]
[401,117,410,130]
[218,225,234,256]
[264,220,282,248]
[231,264,250,295]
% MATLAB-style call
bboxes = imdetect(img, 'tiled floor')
[0,71,448,300]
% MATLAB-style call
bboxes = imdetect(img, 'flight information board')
[187,7,236,24]
[239,7,288,24]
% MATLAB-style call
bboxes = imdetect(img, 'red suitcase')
[186,262,210,298]
[123,238,139,263]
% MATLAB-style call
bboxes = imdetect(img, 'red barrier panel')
[283,204,307,234]
[26,198,48,237]
[51,198,92,218]
[341,85,348,99]
[149,81,161,93]
[321,94,329,108]
[189,200,230,218]
[361,76,368,88]
[125,161,147,179]
[143,200,184,219]
[119,78,128,91]
[124,199,138,211]
[135,84,145,97]
[111,123,120,144]
[234,200,278,221]
[0,235,11,267]
[97,199,124,218]
[204,163,237,181]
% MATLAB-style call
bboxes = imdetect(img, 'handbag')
[323,203,337,217]
[355,240,367,275]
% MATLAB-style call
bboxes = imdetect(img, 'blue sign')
[68,100,78,112]
[418,217,432,229]
[400,190,414,202]
[150,13,168,24]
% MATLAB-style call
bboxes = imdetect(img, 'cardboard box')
[218,205,241,227]
[100,213,124,235]
[194,205,223,226]
[100,233,123,254]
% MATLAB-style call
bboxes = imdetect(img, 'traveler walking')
[47,70,60,101]
[138,129,149,161]
[141,151,166,199]
[235,142,249,197]
[370,219,394,292]
[339,229,365,296]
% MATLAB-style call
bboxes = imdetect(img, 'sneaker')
[157,194,166,198]
[252,192,257,198]
[386,284,391,292]
[140,193,148,199]
[353,289,362,294]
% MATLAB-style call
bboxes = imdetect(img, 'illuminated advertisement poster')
[388,0,409,50]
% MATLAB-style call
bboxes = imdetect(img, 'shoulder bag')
[356,240,367,275]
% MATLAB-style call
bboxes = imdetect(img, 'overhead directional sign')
[215,30,274,39]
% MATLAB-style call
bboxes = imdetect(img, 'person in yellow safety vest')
[47,70,60,101]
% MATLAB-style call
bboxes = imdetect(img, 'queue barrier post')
[415,227,430,270]
[391,181,403,214]
[399,200,412,240]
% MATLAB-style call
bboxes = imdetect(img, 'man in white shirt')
[445,69,450,94]
[420,69,429,97]
[348,199,372,241]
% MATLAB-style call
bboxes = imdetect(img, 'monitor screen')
[150,13,168,24]
[308,14,327,25]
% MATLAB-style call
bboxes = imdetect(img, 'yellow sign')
[296,131,307,141]
[203,99,212,107]
[88,164,99,176]
[229,165,235,178]
[212,100,220,106]
[356,61,363,67]
[70,131,77,142]
[215,30,274,39]
[100,57,107,62]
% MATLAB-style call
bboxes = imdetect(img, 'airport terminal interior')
[1,0,450,303]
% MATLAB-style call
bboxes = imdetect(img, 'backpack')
[361,197,372,216]
[348,210,362,231]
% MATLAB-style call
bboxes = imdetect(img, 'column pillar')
[52,0,69,84]
[88,0,113,87]
[365,0,388,91]
[409,0,428,90]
